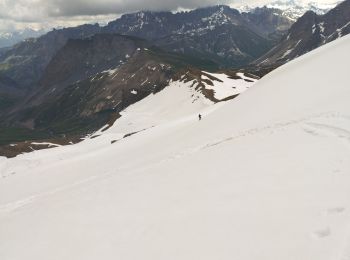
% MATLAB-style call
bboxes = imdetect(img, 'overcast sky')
[0,0,339,32]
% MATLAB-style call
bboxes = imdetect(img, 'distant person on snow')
[198,114,202,121]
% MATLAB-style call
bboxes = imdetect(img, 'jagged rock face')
[254,0,350,66]
[103,6,293,66]
[322,0,350,42]
[154,24,273,67]
[0,24,101,88]
[104,6,241,39]
[104,6,293,40]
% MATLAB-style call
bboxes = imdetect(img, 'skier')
[198,114,202,121]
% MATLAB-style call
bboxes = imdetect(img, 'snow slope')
[1,35,350,260]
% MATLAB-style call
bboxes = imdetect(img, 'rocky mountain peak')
[253,0,350,66]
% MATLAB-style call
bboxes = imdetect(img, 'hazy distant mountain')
[0,24,101,88]
[0,29,46,48]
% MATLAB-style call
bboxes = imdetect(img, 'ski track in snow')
[303,123,350,146]
[0,169,119,213]
[3,112,349,214]
[339,230,350,260]
[163,111,350,164]
[0,174,103,213]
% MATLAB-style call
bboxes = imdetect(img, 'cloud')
[0,0,339,32]
[0,0,44,22]
[51,0,238,16]
[0,0,234,31]
[0,0,232,20]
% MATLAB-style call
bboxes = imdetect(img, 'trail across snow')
[1,35,350,260]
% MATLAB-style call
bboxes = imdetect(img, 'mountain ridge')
[0,5,293,90]
[253,0,350,66]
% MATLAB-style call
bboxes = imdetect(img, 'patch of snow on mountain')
[282,48,293,58]
[319,22,325,33]
[336,22,350,38]
[102,67,119,76]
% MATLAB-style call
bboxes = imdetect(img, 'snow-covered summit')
[0,35,350,260]
[237,0,340,20]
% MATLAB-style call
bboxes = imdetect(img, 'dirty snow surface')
[202,72,257,100]
[1,35,350,260]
